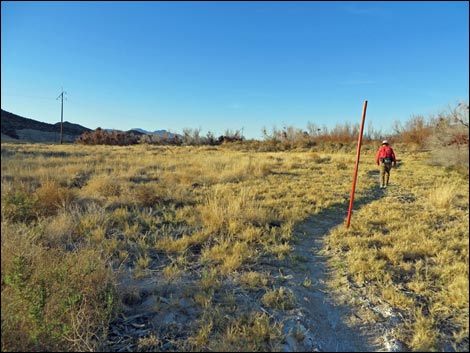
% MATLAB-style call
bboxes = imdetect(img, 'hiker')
[375,140,397,188]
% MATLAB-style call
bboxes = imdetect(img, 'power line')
[56,88,67,144]
[2,93,56,100]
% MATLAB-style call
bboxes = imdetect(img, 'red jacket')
[375,145,396,164]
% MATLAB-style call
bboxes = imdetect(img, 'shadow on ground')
[266,185,389,352]
[309,183,387,230]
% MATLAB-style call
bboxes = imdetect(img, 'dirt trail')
[107,196,403,352]
[274,208,389,352]
[269,184,406,352]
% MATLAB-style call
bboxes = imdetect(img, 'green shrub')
[1,189,37,222]
[1,228,117,352]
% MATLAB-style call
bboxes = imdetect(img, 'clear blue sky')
[1,1,468,140]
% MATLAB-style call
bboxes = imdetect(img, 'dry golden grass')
[1,142,468,352]
[326,148,469,351]
[427,180,459,210]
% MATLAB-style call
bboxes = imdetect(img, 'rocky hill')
[1,109,91,143]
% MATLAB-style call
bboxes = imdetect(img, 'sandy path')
[107,188,402,352]
[274,208,384,352]
[271,185,405,352]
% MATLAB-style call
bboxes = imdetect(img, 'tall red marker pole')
[346,100,368,228]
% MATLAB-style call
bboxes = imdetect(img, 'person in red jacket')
[375,140,397,188]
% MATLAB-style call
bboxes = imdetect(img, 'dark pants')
[379,162,392,186]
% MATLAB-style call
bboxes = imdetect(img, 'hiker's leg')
[379,164,385,187]
[384,164,391,186]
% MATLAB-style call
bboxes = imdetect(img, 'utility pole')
[56,88,66,144]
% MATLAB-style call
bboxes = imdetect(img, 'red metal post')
[346,100,368,228]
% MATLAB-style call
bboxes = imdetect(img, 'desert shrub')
[392,115,433,147]
[217,129,244,145]
[76,128,139,145]
[133,184,161,207]
[427,102,469,175]
[1,189,38,222]
[85,175,121,198]
[328,122,360,143]
[1,223,117,351]
[261,125,315,150]
[41,211,77,249]
[139,132,183,145]
[180,128,244,146]
[35,181,77,217]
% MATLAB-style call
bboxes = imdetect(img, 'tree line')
[75,102,468,172]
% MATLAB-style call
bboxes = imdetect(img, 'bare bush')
[76,128,140,145]
[427,101,469,175]
[392,115,433,147]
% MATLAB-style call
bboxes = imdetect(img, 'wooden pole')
[346,100,368,228]
[57,89,65,144]
[60,91,64,144]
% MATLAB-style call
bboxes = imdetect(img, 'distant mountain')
[0,109,182,144]
[130,128,182,138]
[1,109,91,143]
[104,128,144,135]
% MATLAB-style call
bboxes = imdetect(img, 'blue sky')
[1,1,468,140]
